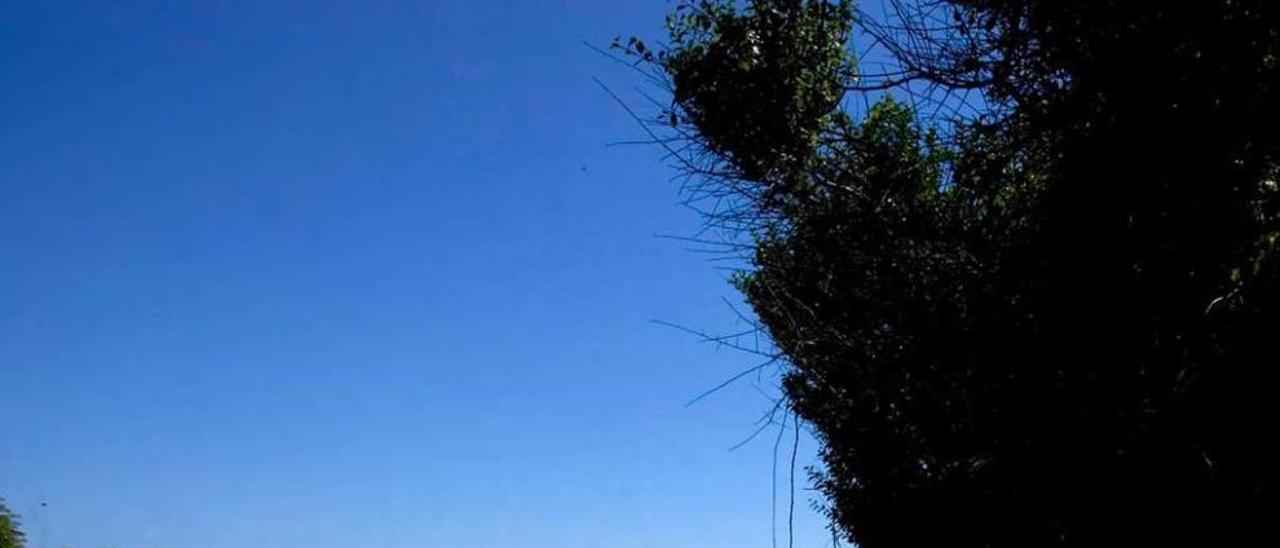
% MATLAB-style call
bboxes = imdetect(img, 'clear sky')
[0,2,832,547]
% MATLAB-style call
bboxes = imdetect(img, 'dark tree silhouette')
[623,1,1280,546]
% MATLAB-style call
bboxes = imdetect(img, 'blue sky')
[0,2,832,547]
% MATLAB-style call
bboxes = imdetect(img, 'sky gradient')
[0,2,832,547]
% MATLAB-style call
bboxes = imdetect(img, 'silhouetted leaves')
[634,1,1280,546]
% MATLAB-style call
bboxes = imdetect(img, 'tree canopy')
[0,500,24,548]
[625,1,1280,546]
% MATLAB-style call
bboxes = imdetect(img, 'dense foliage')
[629,1,1280,545]
[0,500,24,548]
